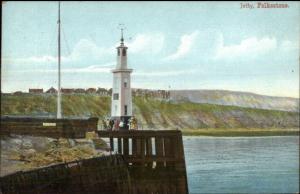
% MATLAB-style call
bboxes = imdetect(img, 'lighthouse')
[111,29,133,130]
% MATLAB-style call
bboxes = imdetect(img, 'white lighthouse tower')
[111,29,133,130]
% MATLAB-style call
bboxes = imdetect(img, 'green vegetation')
[182,128,300,137]
[1,94,110,117]
[1,94,299,135]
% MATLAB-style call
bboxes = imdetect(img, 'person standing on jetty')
[129,116,138,130]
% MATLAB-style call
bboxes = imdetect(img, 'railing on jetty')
[0,116,98,138]
[97,130,189,194]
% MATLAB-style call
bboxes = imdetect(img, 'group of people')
[102,116,138,131]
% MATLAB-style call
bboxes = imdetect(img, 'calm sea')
[183,136,299,194]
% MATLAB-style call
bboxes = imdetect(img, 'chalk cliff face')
[132,98,299,130]
[170,90,299,112]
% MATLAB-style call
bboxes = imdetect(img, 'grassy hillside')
[1,94,299,134]
[1,94,110,117]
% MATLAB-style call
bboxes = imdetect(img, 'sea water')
[183,136,299,194]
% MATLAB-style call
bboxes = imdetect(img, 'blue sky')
[2,1,299,97]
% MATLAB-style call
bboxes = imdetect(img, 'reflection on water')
[183,136,299,194]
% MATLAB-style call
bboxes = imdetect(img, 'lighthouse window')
[122,49,126,56]
[124,105,128,116]
[124,78,128,88]
[118,49,120,56]
[113,93,119,100]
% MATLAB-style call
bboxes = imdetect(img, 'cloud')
[2,33,165,67]
[2,39,113,66]
[126,33,165,54]
[215,35,277,59]
[133,69,195,77]
[281,40,298,51]
[4,63,114,74]
[3,60,197,77]
[163,31,199,61]
[2,55,58,65]
[62,62,114,73]
[69,39,114,61]
[62,65,112,73]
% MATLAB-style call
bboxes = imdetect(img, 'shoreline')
[181,128,300,137]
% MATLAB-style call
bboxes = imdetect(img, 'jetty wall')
[97,130,189,194]
[0,154,131,194]
[0,120,189,194]
[0,116,98,138]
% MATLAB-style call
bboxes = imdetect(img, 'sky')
[1,1,299,98]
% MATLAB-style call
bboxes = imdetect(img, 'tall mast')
[57,1,62,119]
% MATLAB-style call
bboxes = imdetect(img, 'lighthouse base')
[110,116,131,131]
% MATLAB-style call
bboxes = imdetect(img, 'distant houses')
[46,87,109,96]
[74,88,85,94]
[46,87,57,94]
[29,88,43,94]
[7,87,170,99]
[61,88,75,94]
[97,87,109,96]
[108,88,112,96]
[13,91,23,95]
[86,88,97,94]
[132,88,170,99]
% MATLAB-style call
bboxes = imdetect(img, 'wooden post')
[155,137,164,168]
[175,131,189,194]
[140,138,145,166]
[136,138,141,156]
[131,137,137,167]
[146,138,152,156]
[118,138,122,154]
[164,137,174,168]
[110,137,114,152]
[132,138,137,156]
[123,137,129,157]
[146,137,152,167]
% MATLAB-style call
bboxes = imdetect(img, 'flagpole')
[57,1,62,119]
